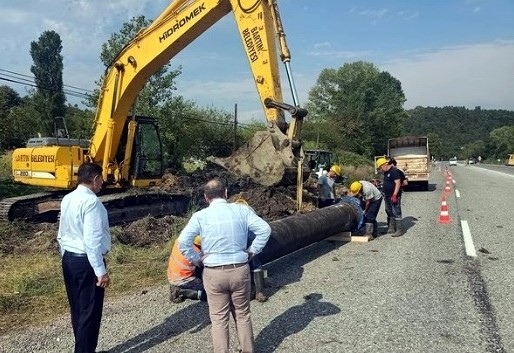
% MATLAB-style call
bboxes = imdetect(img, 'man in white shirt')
[57,163,111,353]
[179,178,271,353]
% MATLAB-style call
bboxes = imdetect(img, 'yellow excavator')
[5,0,309,223]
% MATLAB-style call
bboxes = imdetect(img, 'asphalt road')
[1,162,513,353]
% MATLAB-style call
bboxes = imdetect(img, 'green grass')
[0,239,176,335]
[0,152,180,335]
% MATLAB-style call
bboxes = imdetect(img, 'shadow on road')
[107,301,210,353]
[255,293,340,353]
[108,240,343,352]
[263,240,344,298]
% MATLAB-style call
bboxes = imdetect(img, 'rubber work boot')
[391,218,404,237]
[371,220,379,238]
[178,289,201,300]
[253,269,267,303]
[387,218,396,234]
[169,285,184,303]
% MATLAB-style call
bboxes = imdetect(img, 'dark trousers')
[317,198,335,208]
[62,252,105,353]
[364,198,383,236]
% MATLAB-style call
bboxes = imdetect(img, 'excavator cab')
[506,154,514,166]
[114,116,164,187]
[304,149,335,178]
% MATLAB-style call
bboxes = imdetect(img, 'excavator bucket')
[209,130,308,187]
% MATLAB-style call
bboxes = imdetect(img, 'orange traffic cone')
[444,180,451,193]
[438,196,451,223]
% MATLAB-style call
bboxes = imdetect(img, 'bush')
[331,151,377,188]
[0,151,12,180]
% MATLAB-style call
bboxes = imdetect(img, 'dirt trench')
[2,164,324,253]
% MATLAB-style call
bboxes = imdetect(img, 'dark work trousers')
[317,198,335,208]
[364,197,383,236]
[62,252,105,353]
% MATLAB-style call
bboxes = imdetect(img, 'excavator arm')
[7,0,308,223]
[90,0,308,187]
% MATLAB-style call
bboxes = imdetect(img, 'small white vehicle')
[449,157,457,166]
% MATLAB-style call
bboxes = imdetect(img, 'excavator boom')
[8,0,309,222]
[91,0,307,187]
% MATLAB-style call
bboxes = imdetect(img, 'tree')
[65,105,94,140]
[4,96,42,148]
[489,125,514,159]
[30,30,66,135]
[0,86,23,149]
[306,61,407,157]
[426,133,442,160]
[405,106,514,159]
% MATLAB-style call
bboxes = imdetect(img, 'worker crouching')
[167,236,207,303]
[348,180,383,239]
[167,235,268,303]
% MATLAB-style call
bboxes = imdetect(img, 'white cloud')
[313,42,331,49]
[382,40,514,110]
[359,9,389,19]
[0,8,31,24]
[397,10,419,20]
[308,49,374,60]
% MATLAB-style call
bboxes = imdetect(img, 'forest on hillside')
[404,106,514,161]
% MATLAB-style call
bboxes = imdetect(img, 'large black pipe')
[259,202,358,265]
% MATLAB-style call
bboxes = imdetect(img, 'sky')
[1,0,513,122]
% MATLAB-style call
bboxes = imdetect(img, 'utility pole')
[233,103,238,153]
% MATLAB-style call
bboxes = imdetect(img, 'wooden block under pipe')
[326,231,372,243]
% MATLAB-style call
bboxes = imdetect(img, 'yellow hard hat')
[350,181,362,194]
[193,235,201,246]
[375,157,388,169]
[234,198,248,205]
[330,165,342,176]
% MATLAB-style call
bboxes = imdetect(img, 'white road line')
[455,189,461,198]
[461,220,477,257]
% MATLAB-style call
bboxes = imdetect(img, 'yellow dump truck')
[506,154,514,166]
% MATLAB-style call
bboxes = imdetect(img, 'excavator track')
[0,190,191,225]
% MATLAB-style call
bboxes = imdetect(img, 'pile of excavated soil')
[158,163,320,221]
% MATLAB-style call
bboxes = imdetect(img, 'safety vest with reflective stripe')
[167,239,200,284]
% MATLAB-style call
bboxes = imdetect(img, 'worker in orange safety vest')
[167,199,268,303]
[167,235,206,303]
